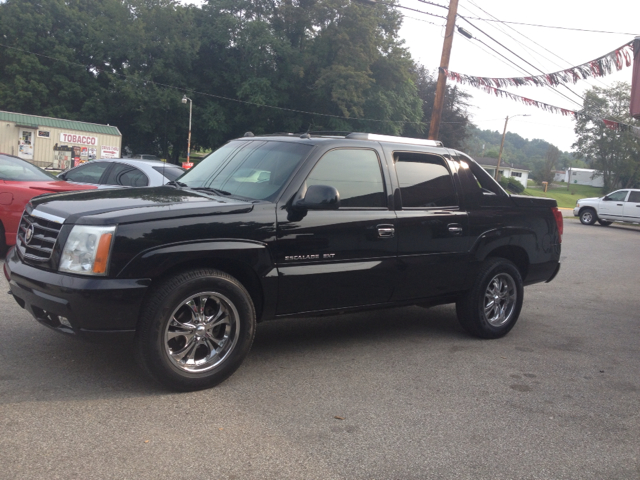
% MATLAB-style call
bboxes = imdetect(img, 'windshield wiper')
[166,180,187,187]
[191,186,232,196]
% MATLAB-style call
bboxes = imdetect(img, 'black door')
[275,148,398,314]
[391,152,471,301]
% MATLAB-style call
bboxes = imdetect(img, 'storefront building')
[0,110,122,169]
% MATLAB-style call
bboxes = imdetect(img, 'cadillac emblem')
[25,224,35,244]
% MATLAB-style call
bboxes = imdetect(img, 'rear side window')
[153,166,185,181]
[628,191,640,202]
[65,162,110,184]
[394,152,457,208]
[306,149,386,208]
[104,163,149,187]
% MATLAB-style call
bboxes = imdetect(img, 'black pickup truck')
[4,133,562,391]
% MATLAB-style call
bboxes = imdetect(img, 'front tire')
[456,258,524,339]
[135,269,256,391]
[580,208,597,225]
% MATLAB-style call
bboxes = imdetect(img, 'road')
[1,220,638,480]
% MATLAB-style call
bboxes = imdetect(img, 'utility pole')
[495,114,530,180]
[428,0,460,141]
[182,95,193,167]
[495,115,509,180]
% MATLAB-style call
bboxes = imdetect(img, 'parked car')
[0,153,96,254]
[57,158,185,188]
[5,132,562,391]
[573,189,640,225]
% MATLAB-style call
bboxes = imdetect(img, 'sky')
[180,0,639,152]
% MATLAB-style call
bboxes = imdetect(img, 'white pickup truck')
[574,189,640,225]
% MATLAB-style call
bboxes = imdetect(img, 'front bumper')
[4,247,150,340]
[573,207,580,216]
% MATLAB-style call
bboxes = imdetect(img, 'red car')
[0,154,96,254]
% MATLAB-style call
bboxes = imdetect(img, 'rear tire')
[134,269,256,391]
[456,258,524,339]
[579,208,597,225]
[598,219,612,226]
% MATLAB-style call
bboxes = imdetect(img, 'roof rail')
[345,132,443,147]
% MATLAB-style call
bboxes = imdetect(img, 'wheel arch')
[471,228,533,281]
[119,240,277,322]
[579,206,597,216]
[485,245,529,280]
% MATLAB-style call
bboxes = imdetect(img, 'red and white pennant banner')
[443,41,634,89]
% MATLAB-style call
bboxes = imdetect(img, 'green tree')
[403,66,472,149]
[192,0,423,140]
[573,82,640,191]
[531,145,559,184]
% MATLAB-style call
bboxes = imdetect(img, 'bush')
[498,177,525,194]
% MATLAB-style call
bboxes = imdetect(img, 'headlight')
[59,225,116,276]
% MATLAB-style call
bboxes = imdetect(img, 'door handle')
[617,203,623,206]
[377,225,395,238]
[448,223,463,234]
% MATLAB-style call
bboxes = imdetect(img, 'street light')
[182,94,192,166]
[495,114,530,180]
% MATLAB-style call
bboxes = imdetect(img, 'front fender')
[117,239,278,320]
[118,239,275,279]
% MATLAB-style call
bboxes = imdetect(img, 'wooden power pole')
[428,0,460,141]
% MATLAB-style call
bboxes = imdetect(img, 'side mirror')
[294,184,340,210]
[603,196,611,201]
[57,172,66,180]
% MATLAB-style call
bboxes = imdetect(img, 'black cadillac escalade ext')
[4,133,562,391]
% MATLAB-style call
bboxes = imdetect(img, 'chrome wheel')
[164,292,240,373]
[483,273,517,327]
[580,210,595,225]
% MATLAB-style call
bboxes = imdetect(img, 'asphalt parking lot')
[1,220,638,480]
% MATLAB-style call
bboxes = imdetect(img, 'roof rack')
[345,132,443,147]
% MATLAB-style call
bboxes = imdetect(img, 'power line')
[457,0,627,125]
[456,14,584,107]
[401,14,445,27]
[377,0,447,20]
[459,1,564,73]
[454,15,639,36]
[459,34,529,74]
[463,0,611,89]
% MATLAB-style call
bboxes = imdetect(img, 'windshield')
[178,140,312,200]
[0,154,57,181]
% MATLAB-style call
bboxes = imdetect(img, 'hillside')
[462,125,585,173]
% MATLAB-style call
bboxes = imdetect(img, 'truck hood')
[577,196,601,203]
[28,186,254,225]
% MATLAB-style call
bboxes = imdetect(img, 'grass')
[522,183,604,208]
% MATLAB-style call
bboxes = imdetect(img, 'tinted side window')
[65,162,110,183]
[104,163,149,187]
[395,153,457,208]
[306,149,386,208]
[628,191,640,202]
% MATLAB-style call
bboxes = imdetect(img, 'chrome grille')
[17,211,63,262]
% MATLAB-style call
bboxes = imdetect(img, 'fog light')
[58,316,72,328]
